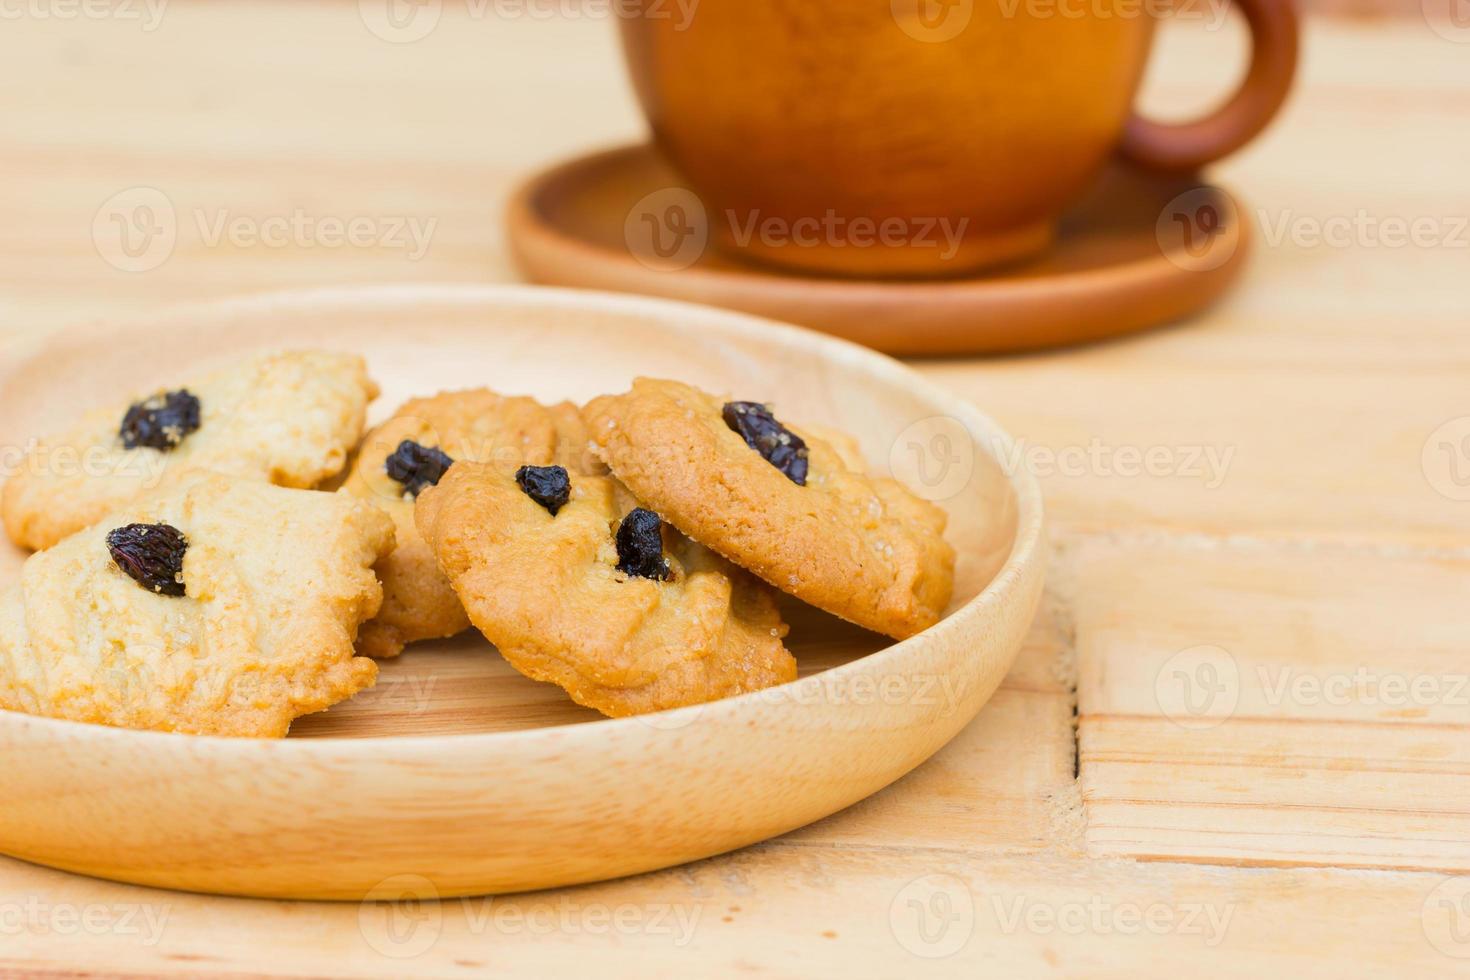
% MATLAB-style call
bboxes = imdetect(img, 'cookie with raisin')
[341,389,599,659]
[583,378,956,640]
[414,460,795,717]
[2,350,378,551]
[0,471,394,737]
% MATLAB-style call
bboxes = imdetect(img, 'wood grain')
[1073,536,1470,871]
[0,2,1467,976]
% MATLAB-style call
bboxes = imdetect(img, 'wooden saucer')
[508,144,1251,356]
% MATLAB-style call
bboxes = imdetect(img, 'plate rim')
[0,282,1046,750]
[504,142,1253,358]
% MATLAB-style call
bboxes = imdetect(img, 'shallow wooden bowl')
[0,285,1045,900]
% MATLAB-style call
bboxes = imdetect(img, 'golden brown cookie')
[583,378,956,640]
[0,471,394,737]
[415,460,796,717]
[341,389,599,658]
[2,350,378,552]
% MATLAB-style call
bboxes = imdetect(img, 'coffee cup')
[619,0,1297,277]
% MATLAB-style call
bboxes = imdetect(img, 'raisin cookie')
[2,350,378,552]
[0,471,394,737]
[342,389,601,659]
[415,460,796,717]
[583,379,956,640]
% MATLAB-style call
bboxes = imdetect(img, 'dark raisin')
[515,465,571,516]
[119,389,202,451]
[722,401,809,486]
[384,440,454,497]
[106,523,189,597]
[615,508,670,581]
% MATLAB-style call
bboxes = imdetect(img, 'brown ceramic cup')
[619,0,1298,277]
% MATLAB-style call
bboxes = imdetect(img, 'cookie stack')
[0,353,955,736]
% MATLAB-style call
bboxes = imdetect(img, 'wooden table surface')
[2,3,1468,976]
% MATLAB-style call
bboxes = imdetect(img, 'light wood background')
[1,2,1468,976]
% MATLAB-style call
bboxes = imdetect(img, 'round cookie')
[341,389,598,659]
[0,471,394,738]
[414,459,796,717]
[2,350,379,553]
[582,378,956,640]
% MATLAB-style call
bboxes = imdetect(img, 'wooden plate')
[0,285,1045,900]
[508,143,1251,356]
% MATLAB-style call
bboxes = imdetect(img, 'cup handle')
[1120,0,1300,171]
